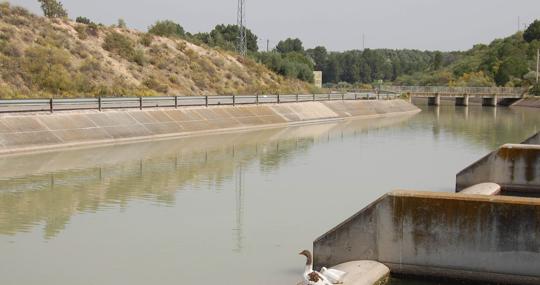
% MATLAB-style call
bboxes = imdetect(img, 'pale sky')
[9,0,540,51]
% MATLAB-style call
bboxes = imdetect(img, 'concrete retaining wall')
[0,100,419,155]
[456,144,540,193]
[313,191,540,285]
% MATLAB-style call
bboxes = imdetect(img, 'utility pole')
[536,48,540,84]
[267,39,269,52]
[362,34,365,50]
[237,0,247,56]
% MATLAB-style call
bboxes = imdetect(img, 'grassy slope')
[0,2,314,98]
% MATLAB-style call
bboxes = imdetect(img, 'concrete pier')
[427,94,440,106]
[313,191,540,285]
[332,261,389,285]
[482,95,498,107]
[460,182,501,195]
[455,94,469,106]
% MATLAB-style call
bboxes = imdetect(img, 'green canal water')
[0,104,539,285]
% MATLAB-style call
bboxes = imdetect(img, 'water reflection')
[1,105,540,285]
[0,115,413,238]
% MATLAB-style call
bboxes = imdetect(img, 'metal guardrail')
[0,92,399,114]
[383,86,527,95]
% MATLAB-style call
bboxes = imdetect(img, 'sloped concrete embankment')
[511,97,540,108]
[0,100,419,155]
[313,191,540,285]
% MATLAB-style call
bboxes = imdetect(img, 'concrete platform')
[332,261,390,285]
[460,183,501,195]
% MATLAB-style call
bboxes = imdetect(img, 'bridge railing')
[0,92,399,114]
[383,86,527,95]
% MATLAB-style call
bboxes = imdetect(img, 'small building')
[313,71,323,88]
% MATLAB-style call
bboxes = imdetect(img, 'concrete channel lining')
[0,100,420,155]
[313,190,540,285]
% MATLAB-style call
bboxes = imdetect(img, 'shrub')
[143,76,169,93]
[148,20,185,38]
[103,32,135,60]
[531,83,540,96]
[76,16,92,25]
[139,33,153,47]
[117,18,127,29]
[38,0,67,18]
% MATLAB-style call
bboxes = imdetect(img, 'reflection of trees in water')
[0,115,414,238]
[421,106,540,149]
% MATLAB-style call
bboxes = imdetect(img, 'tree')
[306,46,328,71]
[148,20,185,38]
[524,20,540,43]
[276,38,304,54]
[208,24,258,52]
[432,51,443,70]
[118,19,127,29]
[38,0,67,18]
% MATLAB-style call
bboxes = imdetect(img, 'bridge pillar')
[455,94,469,106]
[482,95,498,107]
[428,93,440,106]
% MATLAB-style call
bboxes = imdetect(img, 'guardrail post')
[296,94,299,102]
[328,93,331,101]
[98,96,102,111]
[313,94,316,101]
[232,95,236,106]
[174,96,178,108]
[139,96,143,110]
[49,98,53,113]
[342,93,345,100]
[354,93,358,100]
[277,94,280,104]
[256,94,259,105]
[205,96,209,107]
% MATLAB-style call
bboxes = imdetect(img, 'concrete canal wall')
[0,100,419,155]
[313,191,540,285]
[455,144,540,193]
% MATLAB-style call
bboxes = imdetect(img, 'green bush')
[103,32,136,60]
[38,0,67,18]
[76,16,92,25]
[531,83,540,96]
[140,33,153,47]
[148,20,185,38]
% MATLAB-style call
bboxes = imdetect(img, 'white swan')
[299,250,347,285]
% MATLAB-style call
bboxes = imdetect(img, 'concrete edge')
[0,108,420,157]
[386,262,540,285]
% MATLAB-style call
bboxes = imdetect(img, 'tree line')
[37,0,540,93]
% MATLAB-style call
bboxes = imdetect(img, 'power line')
[237,0,247,56]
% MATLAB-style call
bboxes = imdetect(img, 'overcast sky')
[9,0,540,52]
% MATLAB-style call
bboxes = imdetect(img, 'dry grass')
[0,2,312,98]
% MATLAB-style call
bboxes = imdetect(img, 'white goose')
[299,250,347,285]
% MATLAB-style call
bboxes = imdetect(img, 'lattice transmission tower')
[237,0,247,56]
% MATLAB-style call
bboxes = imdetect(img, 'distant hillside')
[395,29,540,89]
[0,2,313,99]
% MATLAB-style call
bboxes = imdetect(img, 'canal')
[0,104,539,285]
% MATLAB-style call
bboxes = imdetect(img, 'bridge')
[383,86,527,106]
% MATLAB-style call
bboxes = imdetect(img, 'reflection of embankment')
[419,105,540,149]
[0,115,415,238]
